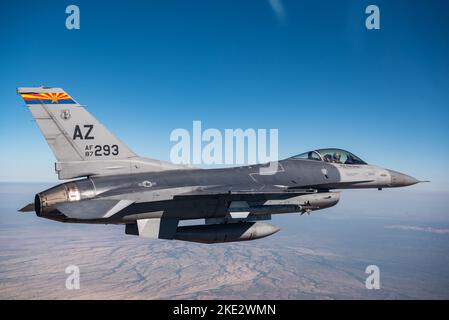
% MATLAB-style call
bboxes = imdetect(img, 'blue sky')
[0,0,448,190]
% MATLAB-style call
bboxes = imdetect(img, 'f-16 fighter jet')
[17,87,422,243]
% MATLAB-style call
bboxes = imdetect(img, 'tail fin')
[19,86,187,179]
[18,86,137,162]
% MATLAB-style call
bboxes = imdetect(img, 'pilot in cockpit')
[301,149,367,165]
[332,152,342,164]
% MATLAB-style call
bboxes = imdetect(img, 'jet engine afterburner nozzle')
[34,179,96,217]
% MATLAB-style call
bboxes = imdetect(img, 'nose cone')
[387,169,419,187]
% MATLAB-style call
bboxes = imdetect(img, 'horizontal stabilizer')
[55,199,134,219]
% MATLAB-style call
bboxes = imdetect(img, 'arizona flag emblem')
[20,92,76,104]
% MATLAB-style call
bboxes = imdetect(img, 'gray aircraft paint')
[17,87,422,243]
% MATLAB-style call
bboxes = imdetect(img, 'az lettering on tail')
[73,125,94,140]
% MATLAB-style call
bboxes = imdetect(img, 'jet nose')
[387,169,419,187]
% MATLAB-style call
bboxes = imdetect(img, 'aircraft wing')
[175,185,318,200]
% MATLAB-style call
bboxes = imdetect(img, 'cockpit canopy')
[291,148,367,165]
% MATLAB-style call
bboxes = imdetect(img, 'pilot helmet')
[333,152,341,161]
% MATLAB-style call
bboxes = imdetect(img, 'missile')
[264,192,341,213]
